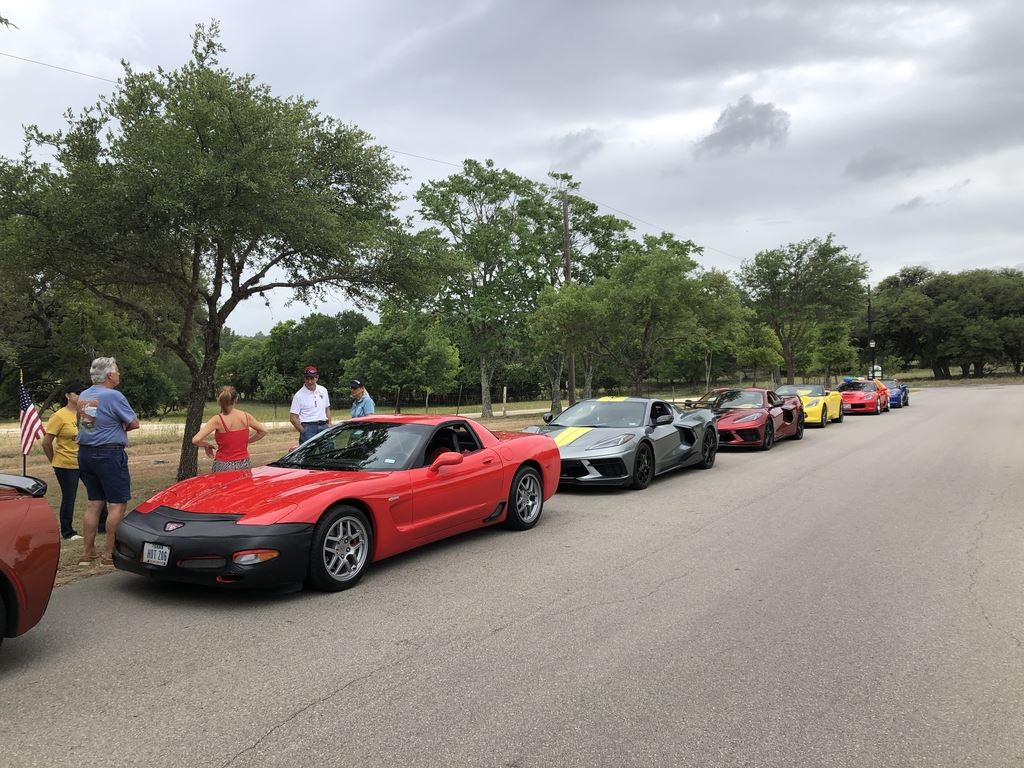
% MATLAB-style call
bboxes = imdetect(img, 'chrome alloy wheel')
[321,515,369,582]
[514,470,542,525]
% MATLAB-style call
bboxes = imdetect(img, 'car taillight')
[231,549,280,565]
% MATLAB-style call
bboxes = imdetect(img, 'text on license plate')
[142,542,170,566]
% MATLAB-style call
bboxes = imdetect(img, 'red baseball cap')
[303,365,318,376]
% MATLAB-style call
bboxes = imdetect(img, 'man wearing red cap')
[289,365,332,444]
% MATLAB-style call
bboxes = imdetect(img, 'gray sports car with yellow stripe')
[521,396,717,490]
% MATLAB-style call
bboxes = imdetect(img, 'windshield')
[270,422,431,471]
[551,400,647,428]
[776,384,825,397]
[838,381,876,392]
[692,389,764,409]
[881,380,899,389]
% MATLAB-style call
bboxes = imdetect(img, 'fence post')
[502,386,507,417]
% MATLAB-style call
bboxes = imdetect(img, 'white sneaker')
[66,534,83,542]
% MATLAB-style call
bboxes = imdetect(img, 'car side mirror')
[654,414,673,425]
[683,400,694,407]
[542,412,554,423]
[429,451,464,471]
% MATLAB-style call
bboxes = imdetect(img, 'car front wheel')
[819,408,828,428]
[306,505,373,592]
[760,421,774,451]
[630,443,655,489]
[503,466,544,530]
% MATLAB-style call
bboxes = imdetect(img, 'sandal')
[78,554,99,566]
[99,554,115,566]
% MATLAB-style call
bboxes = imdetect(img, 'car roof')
[350,414,474,426]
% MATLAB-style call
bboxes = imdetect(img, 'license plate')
[842,404,852,411]
[142,542,171,567]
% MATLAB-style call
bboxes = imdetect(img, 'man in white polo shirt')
[289,365,332,444]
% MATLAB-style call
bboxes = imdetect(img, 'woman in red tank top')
[191,386,269,472]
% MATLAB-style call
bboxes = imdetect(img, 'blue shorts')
[299,422,330,444]
[79,445,132,504]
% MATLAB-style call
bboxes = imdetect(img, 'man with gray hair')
[76,357,140,567]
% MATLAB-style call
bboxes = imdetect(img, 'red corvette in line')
[838,378,891,415]
[687,388,805,450]
[114,416,560,591]
[0,474,60,649]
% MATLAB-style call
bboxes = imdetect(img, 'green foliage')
[737,235,868,383]
[734,323,784,386]
[587,233,703,394]
[0,22,430,478]
[344,309,461,405]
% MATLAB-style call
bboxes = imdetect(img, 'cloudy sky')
[2,1,1021,334]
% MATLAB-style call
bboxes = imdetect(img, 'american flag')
[18,383,45,456]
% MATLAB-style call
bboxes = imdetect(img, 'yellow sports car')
[774,384,843,427]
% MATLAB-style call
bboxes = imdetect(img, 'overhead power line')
[0,50,118,83]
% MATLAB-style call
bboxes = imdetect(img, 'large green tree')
[0,24,439,478]
[344,308,460,411]
[586,233,704,395]
[416,159,550,417]
[737,235,868,384]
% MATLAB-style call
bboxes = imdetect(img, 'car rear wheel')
[0,591,5,648]
[630,443,654,489]
[760,421,774,451]
[306,505,373,592]
[503,466,544,530]
[819,408,828,428]
[696,429,717,469]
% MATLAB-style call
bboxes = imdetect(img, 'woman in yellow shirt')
[42,383,85,541]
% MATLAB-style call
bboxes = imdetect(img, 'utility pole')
[867,285,877,377]
[561,187,576,405]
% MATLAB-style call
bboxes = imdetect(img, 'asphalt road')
[2,386,1021,768]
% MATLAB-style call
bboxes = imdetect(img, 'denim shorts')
[79,445,132,504]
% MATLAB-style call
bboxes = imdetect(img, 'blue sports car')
[882,378,909,408]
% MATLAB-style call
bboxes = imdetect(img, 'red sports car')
[0,474,60,648]
[114,416,560,591]
[688,388,804,449]
[838,378,890,415]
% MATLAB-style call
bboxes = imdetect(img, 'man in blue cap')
[349,379,376,417]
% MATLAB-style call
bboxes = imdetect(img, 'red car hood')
[715,408,766,426]
[136,465,393,523]
[840,391,874,400]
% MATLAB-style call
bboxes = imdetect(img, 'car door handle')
[483,458,494,465]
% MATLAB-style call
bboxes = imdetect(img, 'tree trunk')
[479,353,493,418]
[566,351,576,406]
[959,363,970,377]
[632,377,643,397]
[582,353,595,399]
[177,373,213,481]
[973,361,984,378]
[543,352,564,415]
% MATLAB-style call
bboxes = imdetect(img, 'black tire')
[630,443,655,489]
[904,394,910,407]
[503,466,544,530]
[819,408,828,428]
[760,421,774,451]
[835,406,844,423]
[305,505,373,592]
[696,428,717,469]
[873,398,881,415]
[0,590,5,648]
[793,414,805,440]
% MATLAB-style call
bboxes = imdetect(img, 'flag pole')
[20,368,27,477]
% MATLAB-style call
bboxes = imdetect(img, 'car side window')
[650,402,669,423]
[767,392,779,406]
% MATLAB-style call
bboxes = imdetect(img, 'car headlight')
[806,399,820,407]
[734,412,762,424]
[586,434,636,450]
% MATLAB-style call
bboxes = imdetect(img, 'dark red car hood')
[714,408,766,425]
[136,465,394,523]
